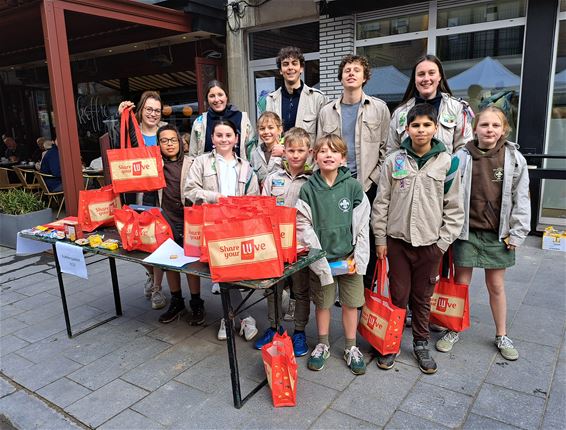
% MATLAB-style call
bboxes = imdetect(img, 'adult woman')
[189,80,254,160]
[387,55,474,155]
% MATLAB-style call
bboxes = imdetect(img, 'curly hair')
[337,55,371,87]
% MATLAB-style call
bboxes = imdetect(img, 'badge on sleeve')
[441,113,456,124]
[399,111,407,127]
[276,196,285,206]
[272,178,285,187]
[392,153,408,179]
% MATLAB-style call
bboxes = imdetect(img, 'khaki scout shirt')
[261,165,311,207]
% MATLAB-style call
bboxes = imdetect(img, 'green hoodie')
[298,166,364,260]
[401,136,446,169]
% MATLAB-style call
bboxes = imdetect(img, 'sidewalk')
[1,236,565,429]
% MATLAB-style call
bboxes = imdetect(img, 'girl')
[249,111,285,186]
[141,124,200,324]
[435,106,530,361]
[184,119,259,339]
[189,80,254,160]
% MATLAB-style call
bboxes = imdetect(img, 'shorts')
[453,230,515,269]
[309,270,364,309]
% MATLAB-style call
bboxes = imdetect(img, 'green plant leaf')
[0,189,46,215]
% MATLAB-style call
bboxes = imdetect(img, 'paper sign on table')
[16,233,52,255]
[55,241,88,279]
[143,238,199,268]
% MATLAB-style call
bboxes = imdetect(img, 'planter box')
[0,208,53,249]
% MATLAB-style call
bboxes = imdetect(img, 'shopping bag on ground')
[106,107,165,193]
[429,252,470,332]
[183,206,203,257]
[261,331,297,407]
[358,259,406,355]
[114,205,174,253]
[78,185,121,232]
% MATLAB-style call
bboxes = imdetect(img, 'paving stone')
[6,291,59,312]
[0,264,52,283]
[0,352,35,378]
[36,377,92,408]
[471,383,546,430]
[0,302,27,320]
[541,360,566,429]
[0,390,80,430]
[65,379,148,428]
[0,377,16,398]
[385,410,450,429]
[523,282,566,312]
[11,332,76,364]
[485,339,557,398]
[0,333,30,355]
[99,408,165,430]
[399,381,473,428]
[131,380,208,426]
[122,336,221,391]
[311,408,378,429]
[145,319,203,344]
[463,413,523,429]
[332,362,420,426]
[510,304,565,347]
[67,336,170,390]
[297,352,357,391]
[169,396,251,429]
[4,274,58,296]
[10,299,66,326]
[11,355,83,391]
[0,317,29,336]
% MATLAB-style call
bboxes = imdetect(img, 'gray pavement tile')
[0,333,30,355]
[485,339,557,398]
[297,352,357,391]
[385,410,450,429]
[332,362,420,426]
[121,336,221,391]
[10,354,83,391]
[5,275,58,296]
[510,304,565,348]
[10,300,66,326]
[99,408,165,430]
[311,409,379,429]
[67,336,171,390]
[7,291,60,312]
[169,396,251,429]
[0,317,29,336]
[541,360,566,429]
[522,283,566,312]
[0,302,27,320]
[463,413,523,429]
[0,377,16,398]
[130,380,208,427]
[471,383,546,430]
[65,378,149,428]
[0,352,35,378]
[36,377,92,408]
[145,319,203,345]
[398,381,473,428]
[11,332,76,364]
[0,390,80,430]
[0,265,52,284]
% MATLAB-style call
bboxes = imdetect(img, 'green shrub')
[0,189,45,215]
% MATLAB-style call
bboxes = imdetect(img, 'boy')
[254,127,313,356]
[371,103,464,374]
[296,134,371,375]
[317,54,390,290]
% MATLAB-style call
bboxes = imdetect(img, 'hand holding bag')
[78,185,121,232]
[261,331,298,407]
[106,107,166,193]
[358,259,406,355]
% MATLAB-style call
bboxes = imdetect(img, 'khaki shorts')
[309,271,365,309]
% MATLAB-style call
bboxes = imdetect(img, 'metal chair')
[13,166,42,195]
[0,167,22,190]
[34,171,65,218]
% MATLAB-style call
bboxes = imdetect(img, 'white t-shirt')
[217,155,238,196]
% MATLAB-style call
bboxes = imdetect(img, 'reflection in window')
[437,0,526,28]
[357,13,428,39]
[249,23,319,60]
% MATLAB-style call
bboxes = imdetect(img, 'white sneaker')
[151,287,166,310]
[144,274,154,299]
[239,316,258,341]
[211,283,220,295]
[283,299,296,321]
[217,318,227,341]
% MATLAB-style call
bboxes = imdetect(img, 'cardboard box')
[542,226,566,252]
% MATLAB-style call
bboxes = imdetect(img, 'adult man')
[317,54,390,289]
[264,46,327,145]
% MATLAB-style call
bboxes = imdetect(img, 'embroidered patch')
[441,113,456,124]
[392,153,408,179]
[272,178,285,187]
[276,196,285,206]
[399,112,407,127]
[338,198,351,213]
[493,167,504,182]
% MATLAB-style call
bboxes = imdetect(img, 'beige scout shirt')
[265,83,328,146]
[183,151,259,204]
[261,165,311,207]
[317,92,390,193]
[371,150,464,252]
[387,93,473,155]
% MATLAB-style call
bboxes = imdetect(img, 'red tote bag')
[183,206,204,257]
[78,185,121,232]
[114,206,173,253]
[358,259,406,356]
[429,253,470,332]
[274,206,297,264]
[261,331,298,408]
[106,107,165,193]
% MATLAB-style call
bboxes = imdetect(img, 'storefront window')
[437,0,525,28]
[357,13,428,39]
[249,23,319,61]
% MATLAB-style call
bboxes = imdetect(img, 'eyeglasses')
[159,137,179,145]
[144,107,162,115]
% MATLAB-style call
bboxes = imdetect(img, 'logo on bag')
[132,161,142,176]
[211,234,277,266]
[436,296,448,312]
[241,239,255,260]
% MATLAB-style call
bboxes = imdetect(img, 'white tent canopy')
[364,65,410,101]
[448,56,520,93]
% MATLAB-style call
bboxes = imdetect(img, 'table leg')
[220,282,242,408]
[109,257,122,316]
[52,243,72,338]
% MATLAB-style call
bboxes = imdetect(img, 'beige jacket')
[261,164,312,207]
[371,149,464,252]
[265,83,328,145]
[183,151,259,204]
[387,93,473,155]
[248,144,281,186]
[317,92,390,192]
[188,111,254,160]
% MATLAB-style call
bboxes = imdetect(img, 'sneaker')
[254,327,277,350]
[495,335,519,361]
[158,296,186,323]
[283,299,296,321]
[307,343,330,371]
[376,351,399,370]
[239,316,258,341]
[292,332,309,357]
[211,283,220,295]
[188,299,205,326]
[218,318,227,341]
[344,346,366,375]
[405,308,412,327]
[143,274,153,299]
[413,340,437,374]
[151,287,167,310]
[436,330,460,353]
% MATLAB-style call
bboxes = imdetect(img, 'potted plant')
[0,189,53,248]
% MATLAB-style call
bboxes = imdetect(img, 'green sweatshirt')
[298,166,364,260]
